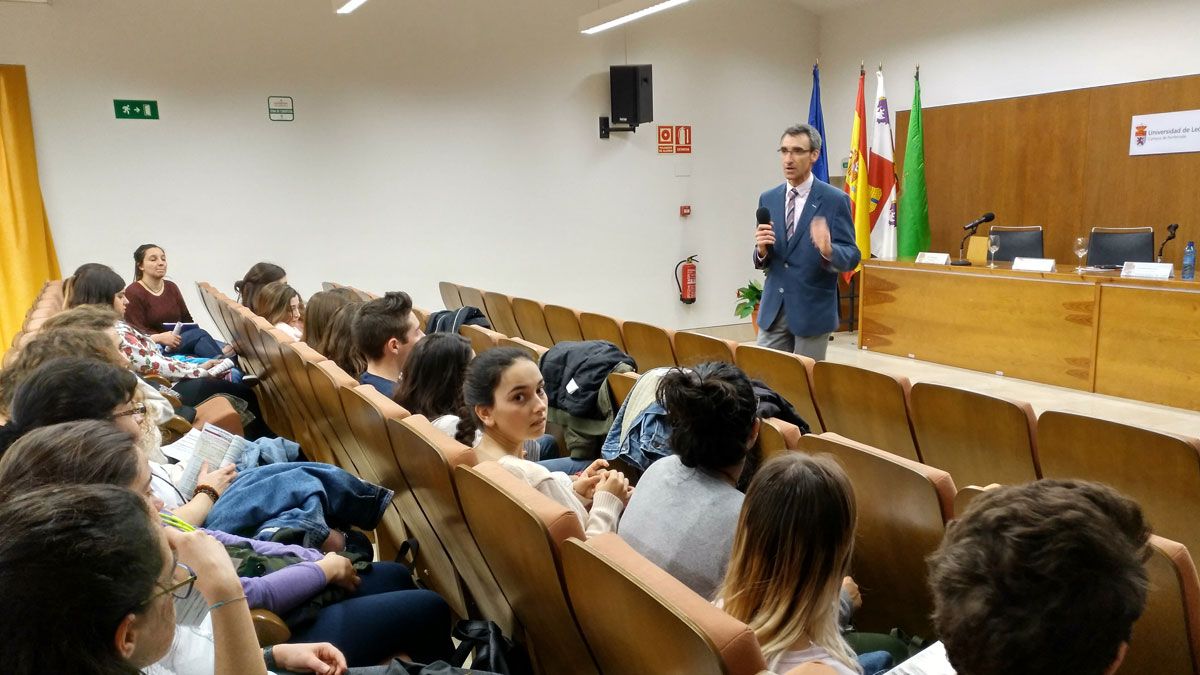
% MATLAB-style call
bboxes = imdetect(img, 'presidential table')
[858,260,1200,411]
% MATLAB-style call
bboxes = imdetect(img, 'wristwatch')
[263,645,277,670]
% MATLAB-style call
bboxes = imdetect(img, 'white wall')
[818,0,1200,172]
[0,0,819,332]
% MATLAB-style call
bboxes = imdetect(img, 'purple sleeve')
[204,528,323,561]
[238,562,328,615]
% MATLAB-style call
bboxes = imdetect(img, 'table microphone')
[1158,223,1179,262]
[962,212,995,230]
[952,212,994,266]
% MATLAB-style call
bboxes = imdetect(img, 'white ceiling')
[787,0,880,15]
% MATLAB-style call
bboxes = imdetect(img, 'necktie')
[785,188,799,241]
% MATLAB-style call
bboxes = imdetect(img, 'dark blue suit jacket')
[754,179,860,337]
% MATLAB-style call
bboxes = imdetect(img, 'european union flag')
[808,63,829,184]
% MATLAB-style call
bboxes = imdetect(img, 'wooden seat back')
[797,433,955,639]
[812,362,920,461]
[910,382,1040,486]
[735,344,823,433]
[456,462,600,675]
[561,533,767,675]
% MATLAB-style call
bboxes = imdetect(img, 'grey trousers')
[756,305,831,361]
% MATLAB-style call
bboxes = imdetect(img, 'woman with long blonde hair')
[717,452,862,674]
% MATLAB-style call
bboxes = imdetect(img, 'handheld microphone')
[962,212,996,231]
[1158,223,1180,261]
[756,207,771,225]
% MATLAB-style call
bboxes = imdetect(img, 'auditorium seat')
[672,331,736,366]
[482,291,523,338]
[910,382,1040,487]
[988,225,1044,261]
[511,297,554,348]
[735,344,824,433]
[758,419,801,460]
[1125,534,1200,675]
[622,321,676,371]
[308,360,370,475]
[387,415,517,635]
[579,311,627,352]
[1037,411,1200,556]
[498,336,547,362]
[412,306,429,332]
[339,384,471,620]
[812,362,920,461]
[457,286,490,321]
[797,433,955,639]
[561,533,768,675]
[1088,226,1155,267]
[456,462,601,675]
[952,483,998,518]
[460,324,504,355]
[320,282,338,292]
[280,341,339,466]
[543,304,584,343]
[607,371,639,409]
[438,281,464,311]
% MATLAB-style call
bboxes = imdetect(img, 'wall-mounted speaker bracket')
[599,116,637,139]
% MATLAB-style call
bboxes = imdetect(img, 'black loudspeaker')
[610,64,653,126]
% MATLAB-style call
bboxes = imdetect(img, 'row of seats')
[4,279,65,368]
[438,280,1200,567]
[197,281,816,674]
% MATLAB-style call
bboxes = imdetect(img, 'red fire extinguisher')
[675,255,698,304]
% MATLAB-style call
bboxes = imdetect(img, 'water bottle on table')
[1183,241,1196,281]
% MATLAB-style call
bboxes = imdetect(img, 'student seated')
[124,243,229,359]
[235,262,287,310]
[394,332,475,440]
[717,453,864,675]
[458,347,631,536]
[0,419,454,669]
[618,362,757,599]
[254,281,305,341]
[302,288,360,354]
[901,480,1151,675]
[352,291,424,397]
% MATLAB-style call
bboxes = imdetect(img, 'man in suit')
[754,123,860,361]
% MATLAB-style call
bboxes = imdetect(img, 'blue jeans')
[169,326,225,359]
[289,562,453,667]
[206,462,393,548]
[537,456,594,474]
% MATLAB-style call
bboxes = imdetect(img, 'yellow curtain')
[0,64,60,349]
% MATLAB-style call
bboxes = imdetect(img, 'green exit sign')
[114,99,159,120]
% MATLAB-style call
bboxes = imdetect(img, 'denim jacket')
[601,401,672,472]
[206,462,394,549]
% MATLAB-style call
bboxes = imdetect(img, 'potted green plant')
[734,277,763,332]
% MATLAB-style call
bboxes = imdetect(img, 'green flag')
[897,69,930,257]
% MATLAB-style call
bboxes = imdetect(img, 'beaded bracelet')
[194,485,220,503]
[208,594,246,612]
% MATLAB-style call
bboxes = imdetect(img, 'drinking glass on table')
[1073,237,1089,273]
[987,235,1000,268]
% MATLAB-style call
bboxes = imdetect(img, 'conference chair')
[1125,534,1200,675]
[988,225,1044,261]
[461,324,504,355]
[1088,226,1155,267]
[456,462,601,675]
[511,297,554,348]
[482,291,523,338]
[1037,411,1200,556]
[438,281,464,311]
[607,371,639,409]
[798,433,955,639]
[621,321,676,371]
[735,344,824,433]
[498,336,547,362]
[458,286,490,321]
[387,415,517,635]
[579,312,627,352]
[338,384,471,619]
[561,534,768,675]
[812,362,920,461]
[543,304,584,343]
[672,331,737,366]
[909,382,1040,486]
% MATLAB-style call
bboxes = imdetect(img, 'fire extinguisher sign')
[658,125,692,154]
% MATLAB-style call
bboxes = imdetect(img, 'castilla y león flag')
[867,67,898,259]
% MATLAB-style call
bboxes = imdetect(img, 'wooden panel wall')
[895,74,1200,264]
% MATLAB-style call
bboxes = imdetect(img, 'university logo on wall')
[1135,124,1148,146]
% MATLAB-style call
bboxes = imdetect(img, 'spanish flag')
[843,65,871,279]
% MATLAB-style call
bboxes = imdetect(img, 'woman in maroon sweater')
[124,244,226,359]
